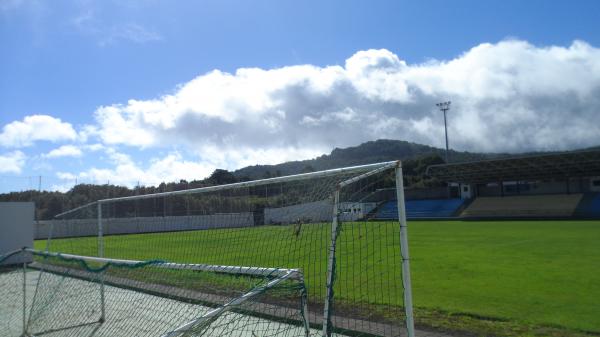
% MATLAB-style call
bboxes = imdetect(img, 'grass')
[34,220,600,336]
[408,220,600,336]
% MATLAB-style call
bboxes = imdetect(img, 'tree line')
[0,155,444,220]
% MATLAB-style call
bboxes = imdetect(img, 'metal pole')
[443,109,449,162]
[322,188,340,337]
[436,101,451,163]
[25,248,299,278]
[162,270,299,337]
[97,202,106,323]
[22,261,27,337]
[395,164,415,337]
[300,275,311,337]
[97,202,104,258]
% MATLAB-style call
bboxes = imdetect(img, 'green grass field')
[35,220,600,336]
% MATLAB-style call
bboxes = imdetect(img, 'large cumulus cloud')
[90,40,600,159]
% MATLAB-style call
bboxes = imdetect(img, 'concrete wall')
[476,178,595,197]
[35,213,254,240]
[35,199,337,239]
[264,200,332,225]
[0,202,34,265]
[462,194,583,217]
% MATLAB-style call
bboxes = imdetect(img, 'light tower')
[436,101,451,163]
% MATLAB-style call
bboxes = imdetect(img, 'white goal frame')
[47,160,415,337]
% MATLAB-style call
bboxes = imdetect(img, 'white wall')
[0,202,34,265]
[35,213,255,240]
[339,202,377,221]
[460,184,473,199]
[264,200,332,225]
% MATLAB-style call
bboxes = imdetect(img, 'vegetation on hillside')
[1,140,455,219]
[233,139,496,179]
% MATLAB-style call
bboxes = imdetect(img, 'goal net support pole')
[396,164,415,337]
[97,201,106,323]
[321,188,340,337]
[322,161,414,337]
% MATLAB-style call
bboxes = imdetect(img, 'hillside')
[234,139,500,179]
[5,138,588,220]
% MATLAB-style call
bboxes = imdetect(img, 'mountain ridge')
[233,139,504,179]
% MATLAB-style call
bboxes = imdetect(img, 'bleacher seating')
[461,194,583,218]
[574,193,600,218]
[589,194,600,217]
[373,198,465,219]
[373,201,398,220]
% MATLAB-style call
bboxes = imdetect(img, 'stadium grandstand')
[371,149,600,220]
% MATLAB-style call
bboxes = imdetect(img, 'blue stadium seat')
[576,193,600,217]
[373,198,465,219]
[589,194,600,217]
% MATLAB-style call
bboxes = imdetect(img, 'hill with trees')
[0,138,538,219]
[233,139,499,179]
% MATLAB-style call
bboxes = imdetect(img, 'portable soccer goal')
[1,161,414,337]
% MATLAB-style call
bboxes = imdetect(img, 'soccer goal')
[7,161,414,337]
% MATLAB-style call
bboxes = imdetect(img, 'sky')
[1,0,600,192]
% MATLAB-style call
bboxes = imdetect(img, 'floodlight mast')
[436,101,451,163]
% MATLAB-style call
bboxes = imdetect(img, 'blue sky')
[1,0,600,192]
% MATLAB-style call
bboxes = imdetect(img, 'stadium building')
[372,149,600,220]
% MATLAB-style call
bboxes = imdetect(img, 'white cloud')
[0,115,77,148]
[90,40,600,157]
[65,149,214,187]
[0,151,26,174]
[54,145,326,187]
[196,144,325,171]
[56,172,76,180]
[44,145,83,158]
[9,40,600,189]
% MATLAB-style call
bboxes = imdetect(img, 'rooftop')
[426,149,600,183]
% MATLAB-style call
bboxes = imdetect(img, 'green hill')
[233,139,500,179]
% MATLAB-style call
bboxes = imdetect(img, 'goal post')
[29,160,415,337]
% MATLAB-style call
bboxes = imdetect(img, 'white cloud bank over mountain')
[3,39,600,187]
[74,149,215,187]
[92,39,600,158]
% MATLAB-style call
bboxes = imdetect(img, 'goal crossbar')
[53,161,399,219]
[24,248,301,279]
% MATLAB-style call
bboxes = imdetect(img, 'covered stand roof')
[426,149,600,183]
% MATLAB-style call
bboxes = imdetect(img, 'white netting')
[3,162,413,337]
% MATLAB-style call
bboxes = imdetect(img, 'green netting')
[21,251,310,337]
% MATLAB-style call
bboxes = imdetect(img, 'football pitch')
[34,220,600,336]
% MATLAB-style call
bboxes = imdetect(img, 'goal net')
[19,249,310,337]
[11,161,414,337]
